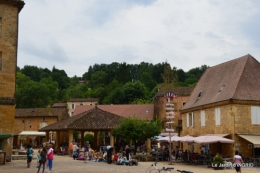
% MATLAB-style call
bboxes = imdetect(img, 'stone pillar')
[68,130,73,155]
[93,131,98,150]
[146,138,152,152]
[110,135,114,147]
[55,131,60,152]
[81,131,85,149]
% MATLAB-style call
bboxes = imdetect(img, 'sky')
[17,0,260,77]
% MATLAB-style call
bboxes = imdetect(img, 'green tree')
[139,72,156,90]
[123,81,147,104]
[113,116,161,154]
[84,134,94,143]
[161,65,178,84]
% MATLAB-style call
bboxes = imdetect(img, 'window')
[215,108,221,125]
[29,125,32,128]
[71,104,75,109]
[178,120,182,126]
[42,118,45,121]
[251,106,260,124]
[182,102,186,106]
[186,112,194,127]
[40,122,47,128]
[200,110,205,126]
[70,112,73,117]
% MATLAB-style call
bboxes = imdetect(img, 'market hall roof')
[181,54,260,111]
[39,106,123,131]
[73,104,154,120]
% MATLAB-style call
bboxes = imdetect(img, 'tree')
[139,72,156,90]
[84,134,94,143]
[123,81,147,104]
[161,65,178,84]
[113,116,162,154]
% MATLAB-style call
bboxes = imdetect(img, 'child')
[113,152,119,164]
[37,150,41,168]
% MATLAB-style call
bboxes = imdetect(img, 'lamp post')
[165,91,175,165]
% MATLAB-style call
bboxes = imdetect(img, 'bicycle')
[146,162,194,173]
[146,162,174,173]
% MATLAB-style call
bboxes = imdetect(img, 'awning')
[19,131,46,136]
[238,135,260,148]
[0,134,12,139]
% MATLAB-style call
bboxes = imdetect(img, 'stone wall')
[154,95,190,134]
[0,1,23,158]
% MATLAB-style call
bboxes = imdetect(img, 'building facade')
[14,108,69,149]
[181,55,260,158]
[67,98,99,117]
[0,0,24,158]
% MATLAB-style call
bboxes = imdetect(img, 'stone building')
[180,54,260,158]
[0,0,24,159]
[154,87,194,135]
[67,98,99,117]
[14,108,69,150]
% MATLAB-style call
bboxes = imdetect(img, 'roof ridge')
[230,54,250,98]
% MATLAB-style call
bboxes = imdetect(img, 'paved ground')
[1,155,260,173]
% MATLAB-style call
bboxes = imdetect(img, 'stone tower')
[0,0,24,159]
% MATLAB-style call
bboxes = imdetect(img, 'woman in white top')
[234,150,243,173]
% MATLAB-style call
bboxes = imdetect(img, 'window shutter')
[215,108,220,125]
[218,108,221,125]
[201,111,205,126]
[257,107,260,124]
[251,106,258,124]
[186,113,189,127]
[191,112,194,127]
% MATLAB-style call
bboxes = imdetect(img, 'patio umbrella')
[192,135,234,144]
[179,135,196,143]
[156,136,181,142]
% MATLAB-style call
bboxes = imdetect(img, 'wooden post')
[55,131,60,152]
[93,131,98,150]
[45,131,50,142]
[81,131,85,149]
[68,130,73,155]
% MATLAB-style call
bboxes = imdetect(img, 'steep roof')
[39,106,123,131]
[73,104,154,120]
[181,54,260,111]
[67,98,99,102]
[155,87,194,97]
[15,108,68,121]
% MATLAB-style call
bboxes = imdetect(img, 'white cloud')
[18,0,260,77]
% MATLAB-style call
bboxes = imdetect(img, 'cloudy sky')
[18,0,260,77]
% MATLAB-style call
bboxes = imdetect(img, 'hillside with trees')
[15,62,209,108]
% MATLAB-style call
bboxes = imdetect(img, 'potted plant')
[212,157,224,170]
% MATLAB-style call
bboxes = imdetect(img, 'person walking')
[37,147,47,173]
[69,141,73,157]
[26,142,33,168]
[84,141,89,163]
[47,143,54,173]
[107,145,113,164]
[125,145,130,160]
[234,150,243,173]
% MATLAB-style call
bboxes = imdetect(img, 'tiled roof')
[15,108,68,121]
[73,104,154,120]
[181,54,260,111]
[52,103,67,108]
[155,87,194,97]
[67,98,99,102]
[39,106,123,131]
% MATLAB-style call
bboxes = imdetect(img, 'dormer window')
[219,85,225,92]
[145,110,149,114]
[198,90,203,98]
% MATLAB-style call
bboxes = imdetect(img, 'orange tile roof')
[73,104,154,120]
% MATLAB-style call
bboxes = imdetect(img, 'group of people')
[26,141,54,173]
